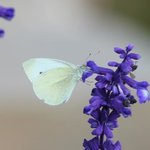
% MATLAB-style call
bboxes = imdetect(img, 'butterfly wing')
[23,58,79,105]
[22,58,76,82]
[33,67,78,105]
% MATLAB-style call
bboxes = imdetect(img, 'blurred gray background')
[0,0,150,149]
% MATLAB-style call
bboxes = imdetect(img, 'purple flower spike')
[0,4,15,38]
[0,6,15,20]
[0,29,4,37]
[82,44,149,149]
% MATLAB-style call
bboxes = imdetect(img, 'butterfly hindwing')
[33,67,78,105]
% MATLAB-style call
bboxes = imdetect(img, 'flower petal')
[128,53,141,60]
[82,70,93,82]
[83,105,94,115]
[83,137,99,150]
[108,61,120,67]
[88,118,99,128]
[114,47,125,54]
[0,6,15,20]
[126,44,134,52]
[104,139,122,150]
[108,110,120,122]
[137,88,150,103]
[0,29,4,37]
[104,125,113,138]
[92,125,103,136]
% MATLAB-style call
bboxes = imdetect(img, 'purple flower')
[83,60,114,79]
[83,96,106,115]
[122,76,150,103]
[82,70,93,82]
[88,109,119,138]
[0,6,15,20]
[103,139,122,150]
[110,95,132,117]
[0,29,4,37]
[126,44,134,52]
[137,88,150,103]
[83,137,99,150]
[0,5,15,38]
[108,61,120,67]
[82,44,149,149]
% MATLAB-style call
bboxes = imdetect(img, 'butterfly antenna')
[88,50,100,60]
[86,53,92,61]
[83,50,100,65]
[83,53,92,65]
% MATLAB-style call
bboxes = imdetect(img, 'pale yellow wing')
[33,67,78,105]
[22,58,76,83]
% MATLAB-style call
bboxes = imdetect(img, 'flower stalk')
[82,44,150,150]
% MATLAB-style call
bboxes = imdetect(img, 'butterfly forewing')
[23,58,81,105]
[23,58,76,82]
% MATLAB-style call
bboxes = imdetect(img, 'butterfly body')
[23,58,86,105]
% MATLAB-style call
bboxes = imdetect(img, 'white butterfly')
[23,58,87,105]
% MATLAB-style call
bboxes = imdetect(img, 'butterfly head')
[73,64,89,80]
[79,64,90,72]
